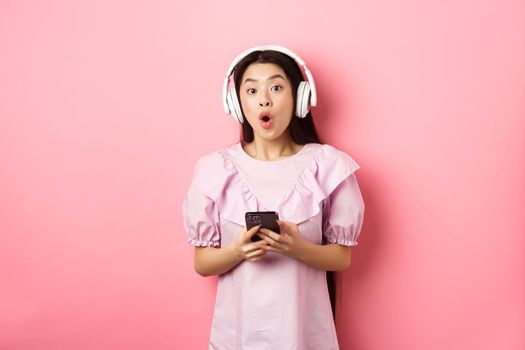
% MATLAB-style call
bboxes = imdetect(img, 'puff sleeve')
[182,160,221,248]
[322,172,365,246]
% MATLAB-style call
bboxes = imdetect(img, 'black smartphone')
[245,211,281,242]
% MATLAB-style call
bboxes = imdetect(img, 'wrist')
[295,239,312,262]
[227,242,243,262]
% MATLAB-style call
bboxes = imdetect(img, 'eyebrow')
[243,74,286,85]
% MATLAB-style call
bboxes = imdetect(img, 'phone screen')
[245,211,280,242]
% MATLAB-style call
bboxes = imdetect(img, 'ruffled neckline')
[208,143,359,226]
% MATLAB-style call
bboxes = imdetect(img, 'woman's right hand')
[231,225,269,262]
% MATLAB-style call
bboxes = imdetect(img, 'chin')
[255,130,286,141]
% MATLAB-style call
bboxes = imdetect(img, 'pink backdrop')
[1,1,524,349]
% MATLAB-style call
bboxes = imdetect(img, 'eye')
[271,85,282,92]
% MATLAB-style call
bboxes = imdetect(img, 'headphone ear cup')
[227,87,244,123]
[296,81,311,118]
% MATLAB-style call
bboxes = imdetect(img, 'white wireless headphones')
[222,44,318,124]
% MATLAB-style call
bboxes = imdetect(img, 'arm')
[184,176,245,277]
[194,225,269,277]
[258,221,352,272]
[194,243,242,277]
[296,241,351,271]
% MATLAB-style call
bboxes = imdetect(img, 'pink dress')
[182,141,365,350]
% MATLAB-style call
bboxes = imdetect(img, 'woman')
[182,44,365,349]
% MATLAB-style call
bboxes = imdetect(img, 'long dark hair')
[231,49,340,322]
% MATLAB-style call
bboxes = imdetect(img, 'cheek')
[277,95,295,119]
[240,96,256,117]
[278,92,294,110]
[239,94,249,109]
[243,96,259,109]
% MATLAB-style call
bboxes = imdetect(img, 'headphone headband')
[222,44,317,115]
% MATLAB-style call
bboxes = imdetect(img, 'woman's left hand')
[258,220,307,260]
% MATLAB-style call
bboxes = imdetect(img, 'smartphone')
[245,211,281,242]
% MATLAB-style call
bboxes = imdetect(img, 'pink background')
[1,1,524,349]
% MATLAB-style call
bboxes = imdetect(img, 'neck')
[244,133,300,161]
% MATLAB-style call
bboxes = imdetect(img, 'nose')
[258,93,272,107]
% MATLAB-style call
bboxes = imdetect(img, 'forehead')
[242,63,288,83]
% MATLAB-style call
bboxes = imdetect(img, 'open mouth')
[260,116,272,128]
[259,112,273,129]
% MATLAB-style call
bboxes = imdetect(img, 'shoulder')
[316,143,360,173]
[193,148,225,173]
[192,143,238,173]
[190,144,237,200]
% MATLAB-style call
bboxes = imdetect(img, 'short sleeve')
[322,172,365,246]
[182,171,221,248]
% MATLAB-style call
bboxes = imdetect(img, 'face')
[239,63,294,141]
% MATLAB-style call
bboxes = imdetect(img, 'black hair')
[231,49,341,323]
